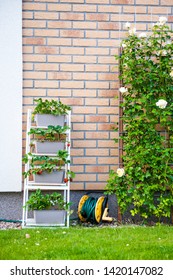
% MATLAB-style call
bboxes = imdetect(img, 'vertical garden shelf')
[22,109,71,228]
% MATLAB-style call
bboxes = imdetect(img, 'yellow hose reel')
[78,194,113,224]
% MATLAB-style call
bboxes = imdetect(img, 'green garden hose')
[79,195,108,224]
[80,197,98,223]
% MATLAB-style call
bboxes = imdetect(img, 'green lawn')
[0,225,173,260]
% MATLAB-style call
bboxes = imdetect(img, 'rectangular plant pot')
[35,141,65,154]
[35,114,65,127]
[34,170,64,184]
[34,210,66,225]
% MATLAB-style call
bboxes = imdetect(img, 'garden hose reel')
[78,194,113,224]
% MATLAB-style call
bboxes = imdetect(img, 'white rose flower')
[119,87,128,93]
[162,50,167,56]
[117,168,125,177]
[156,99,167,109]
[158,16,167,26]
[125,22,131,29]
[129,27,136,36]
[139,32,147,38]
[170,71,173,77]
[122,43,127,48]
[166,40,171,45]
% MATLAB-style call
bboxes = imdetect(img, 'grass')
[0,225,173,260]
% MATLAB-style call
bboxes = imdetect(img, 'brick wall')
[22,0,173,190]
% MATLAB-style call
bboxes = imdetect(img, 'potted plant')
[23,150,70,184]
[29,125,70,154]
[32,98,71,126]
[24,189,71,225]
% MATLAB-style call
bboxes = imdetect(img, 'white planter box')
[35,141,65,154]
[34,210,66,225]
[35,114,65,126]
[34,170,64,184]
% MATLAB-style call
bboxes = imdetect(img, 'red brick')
[136,0,158,4]
[86,149,109,156]
[23,54,46,62]
[73,90,97,97]
[73,4,96,12]
[34,12,58,19]
[86,183,106,190]
[98,5,120,13]
[73,174,96,182]
[23,38,45,45]
[60,64,84,72]
[34,64,59,71]
[60,30,84,38]
[73,123,96,131]
[73,22,97,29]
[73,157,97,164]
[86,116,109,123]
[86,65,109,72]
[60,81,84,89]
[60,47,84,55]
[35,46,58,54]
[85,81,109,89]
[98,22,119,30]
[98,107,118,114]
[47,89,71,97]
[60,98,84,106]
[35,80,58,88]
[71,183,84,190]
[73,73,97,80]
[47,38,71,46]
[35,29,58,37]
[86,48,109,55]
[111,0,134,3]
[60,12,84,21]
[47,55,71,63]
[23,20,46,28]
[73,39,96,47]
[73,140,96,148]
[48,4,72,11]
[23,71,46,79]
[98,140,118,148]
[86,132,109,139]
[48,21,72,29]
[86,30,109,38]
[85,98,109,106]
[98,157,118,164]
[48,72,72,80]
[73,55,97,63]
[85,166,109,173]
[86,13,109,21]
[23,3,46,11]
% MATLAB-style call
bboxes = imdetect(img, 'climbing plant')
[106,17,173,221]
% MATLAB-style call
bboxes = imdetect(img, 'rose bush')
[106,17,173,222]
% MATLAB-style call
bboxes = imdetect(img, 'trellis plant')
[106,17,173,221]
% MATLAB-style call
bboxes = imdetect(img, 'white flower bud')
[156,99,167,109]
[125,22,131,29]
[117,168,125,177]
[158,16,167,26]
[129,28,136,36]
[139,32,147,38]
[119,87,128,93]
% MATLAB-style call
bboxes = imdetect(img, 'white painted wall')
[0,0,22,191]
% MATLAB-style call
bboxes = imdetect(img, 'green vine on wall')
[105,17,173,221]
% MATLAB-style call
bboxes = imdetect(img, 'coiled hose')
[78,194,108,224]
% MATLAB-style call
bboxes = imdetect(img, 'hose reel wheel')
[78,195,89,222]
[78,194,110,224]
